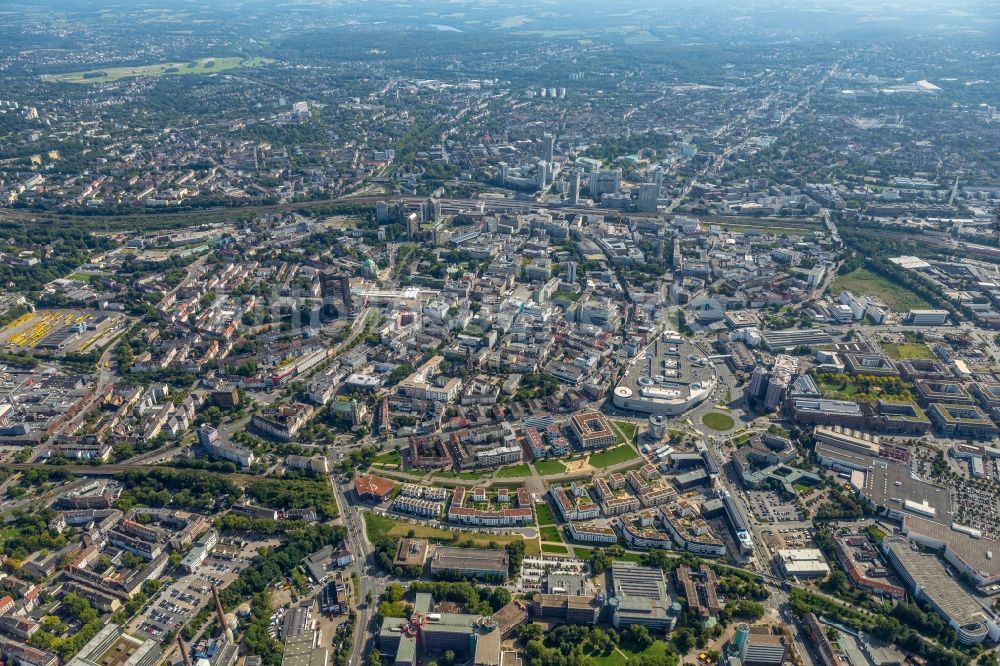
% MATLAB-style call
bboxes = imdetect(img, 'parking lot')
[131,538,276,639]
[520,556,589,591]
[762,526,815,551]
[746,490,802,523]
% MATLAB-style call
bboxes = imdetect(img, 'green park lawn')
[588,445,639,469]
[815,373,914,402]
[372,450,401,467]
[42,57,271,83]
[541,543,569,554]
[702,412,736,431]
[882,342,935,360]
[535,503,556,526]
[434,468,491,480]
[829,268,931,311]
[572,548,643,563]
[363,512,539,555]
[592,639,674,666]
[612,420,638,442]
[534,459,567,475]
[539,525,563,542]
[496,463,532,478]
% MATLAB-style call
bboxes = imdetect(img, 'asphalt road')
[331,475,384,666]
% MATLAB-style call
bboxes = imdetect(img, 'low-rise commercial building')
[882,536,1000,645]
[776,549,830,579]
[430,546,509,580]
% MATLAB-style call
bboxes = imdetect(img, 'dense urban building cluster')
[0,2,997,666]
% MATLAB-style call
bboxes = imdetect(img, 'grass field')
[829,268,931,311]
[535,503,556,526]
[435,469,491,480]
[460,469,492,480]
[588,445,639,469]
[372,450,401,467]
[882,342,935,360]
[541,543,569,554]
[496,463,531,478]
[66,272,100,281]
[539,525,563,542]
[815,373,913,402]
[702,412,736,431]
[572,548,642,564]
[363,512,539,555]
[866,525,887,543]
[534,459,567,475]
[42,56,271,83]
[592,639,673,666]
[612,420,638,442]
[815,375,862,399]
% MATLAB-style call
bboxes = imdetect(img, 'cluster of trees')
[29,593,103,660]
[582,132,675,163]
[815,371,913,402]
[2,509,67,561]
[238,121,331,146]
[394,116,446,165]
[219,523,347,612]
[116,468,239,511]
[514,372,560,401]
[789,588,971,666]
[585,546,651,574]
[675,310,693,336]
[387,363,415,386]
[168,457,239,474]
[714,570,770,601]
[376,583,412,621]
[333,446,379,476]
[723,599,766,621]
[0,221,114,297]
[505,539,526,576]
[815,487,865,520]
[409,581,512,616]
[516,623,681,666]
[329,610,357,666]
[215,515,308,534]
[245,476,338,519]
[241,591,284,666]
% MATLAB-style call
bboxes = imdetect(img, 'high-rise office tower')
[537,161,550,189]
[590,168,622,197]
[749,366,770,398]
[566,261,577,284]
[419,197,441,224]
[541,133,555,163]
[406,212,420,240]
[568,171,581,204]
[638,182,659,213]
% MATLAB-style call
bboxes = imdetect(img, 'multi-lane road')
[330,475,384,666]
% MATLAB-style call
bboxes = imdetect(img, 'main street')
[330,474,383,666]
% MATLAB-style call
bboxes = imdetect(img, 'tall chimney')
[177,636,192,666]
[212,585,228,631]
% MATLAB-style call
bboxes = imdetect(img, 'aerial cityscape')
[0,1,998,666]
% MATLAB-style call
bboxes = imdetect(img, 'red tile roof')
[354,474,396,499]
